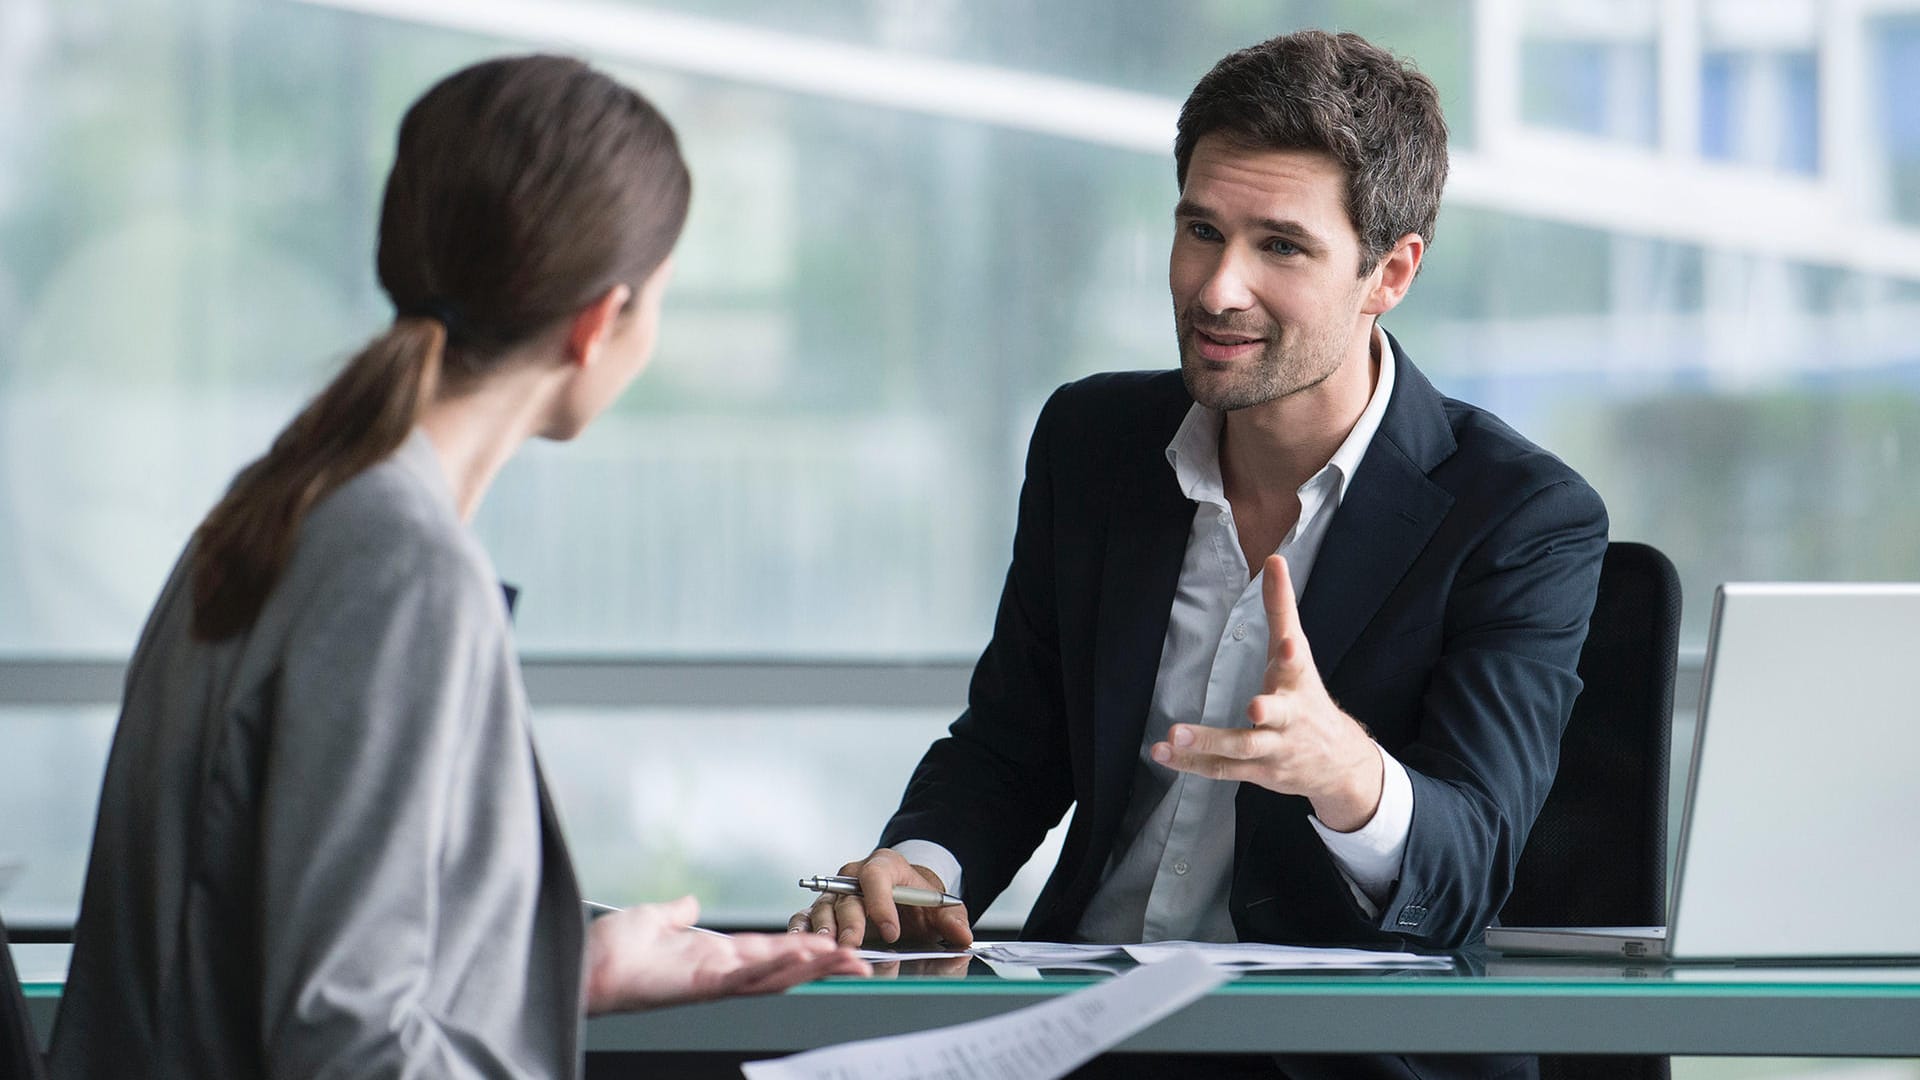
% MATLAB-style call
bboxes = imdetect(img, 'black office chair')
[1500,540,1680,1080]
[2,912,51,1080]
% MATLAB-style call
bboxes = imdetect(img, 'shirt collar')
[1165,322,1396,507]
[1325,322,1395,503]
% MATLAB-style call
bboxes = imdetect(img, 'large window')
[5,0,1919,966]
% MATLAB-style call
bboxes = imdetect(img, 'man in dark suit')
[795,31,1606,1074]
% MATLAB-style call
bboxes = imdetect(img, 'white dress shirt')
[900,325,1415,941]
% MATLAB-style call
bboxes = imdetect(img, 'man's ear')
[564,284,635,368]
[1361,233,1424,317]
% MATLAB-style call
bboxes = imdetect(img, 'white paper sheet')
[1125,941,1454,970]
[976,956,1129,981]
[855,947,975,962]
[972,940,1450,971]
[972,942,1126,965]
[739,949,1229,1080]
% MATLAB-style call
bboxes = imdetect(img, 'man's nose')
[1195,246,1255,314]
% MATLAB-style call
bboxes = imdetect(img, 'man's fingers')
[1262,554,1300,637]
[933,904,975,949]
[1152,724,1280,782]
[831,893,869,947]
[1247,692,1296,731]
[1262,556,1313,692]
[1262,635,1305,697]
[856,859,905,944]
[1158,722,1269,760]
[805,895,843,943]
[1157,747,1259,783]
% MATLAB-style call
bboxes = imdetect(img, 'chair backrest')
[1502,540,1680,929]
[1500,540,1681,1080]
[2,912,51,1080]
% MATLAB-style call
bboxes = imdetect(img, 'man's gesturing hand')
[1150,554,1384,832]
[784,848,974,950]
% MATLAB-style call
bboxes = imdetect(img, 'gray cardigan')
[50,431,586,1078]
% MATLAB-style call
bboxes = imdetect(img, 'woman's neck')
[415,362,570,521]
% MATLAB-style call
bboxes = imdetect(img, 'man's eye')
[1187,222,1222,242]
[1267,238,1301,256]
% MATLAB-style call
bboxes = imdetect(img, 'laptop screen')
[1667,583,1920,960]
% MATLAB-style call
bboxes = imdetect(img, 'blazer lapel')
[1088,394,1195,838]
[1297,336,1457,680]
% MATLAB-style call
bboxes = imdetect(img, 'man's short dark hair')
[1174,30,1449,276]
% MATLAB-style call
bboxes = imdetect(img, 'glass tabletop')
[21,942,1920,999]
[788,948,1920,995]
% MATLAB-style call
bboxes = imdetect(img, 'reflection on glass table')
[582,949,1920,1058]
[18,945,1920,1058]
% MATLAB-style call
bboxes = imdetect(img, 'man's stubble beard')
[1176,273,1372,412]
[1177,314,1349,412]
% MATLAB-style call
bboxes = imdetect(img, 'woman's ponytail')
[188,317,445,640]
[186,54,688,641]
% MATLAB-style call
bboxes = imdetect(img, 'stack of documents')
[976,940,1453,971]
[1128,941,1451,969]
[853,939,1452,972]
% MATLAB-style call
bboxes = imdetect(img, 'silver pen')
[799,875,964,908]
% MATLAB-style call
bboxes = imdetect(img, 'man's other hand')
[1151,554,1384,832]
[785,848,974,949]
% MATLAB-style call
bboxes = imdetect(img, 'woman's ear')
[564,283,635,368]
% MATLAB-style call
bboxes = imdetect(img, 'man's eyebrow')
[1174,200,1328,247]
[1255,218,1326,246]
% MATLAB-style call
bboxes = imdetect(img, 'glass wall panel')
[1701,50,1820,173]
[1877,15,1920,224]
[5,0,1920,967]
[0,703,1064,931]
[534,706,1065,929]
[1520,0,1660,144]
[0,708,117,925]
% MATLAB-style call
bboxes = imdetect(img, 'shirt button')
[1173,860,1190,876]
[1231,623,1246,641]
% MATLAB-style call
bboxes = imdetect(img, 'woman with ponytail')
[50,55,864,1079]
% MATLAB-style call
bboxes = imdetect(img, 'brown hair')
[190,55,690,640]
[1174,30,1448,276]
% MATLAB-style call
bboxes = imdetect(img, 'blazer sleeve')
[254,545,528,1079]
[1380,475,1610,949]
[879,385,1078,917]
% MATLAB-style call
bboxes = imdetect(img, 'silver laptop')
[1487,583,1920,962]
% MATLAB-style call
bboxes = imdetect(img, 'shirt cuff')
[1307,744,1413,916]
[889,839,964,900]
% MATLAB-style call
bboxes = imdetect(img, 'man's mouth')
[1191,327,1266,362]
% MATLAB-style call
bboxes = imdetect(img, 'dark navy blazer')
[881,334,1609,953]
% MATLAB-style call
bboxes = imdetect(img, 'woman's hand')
[584,895,870,1015]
